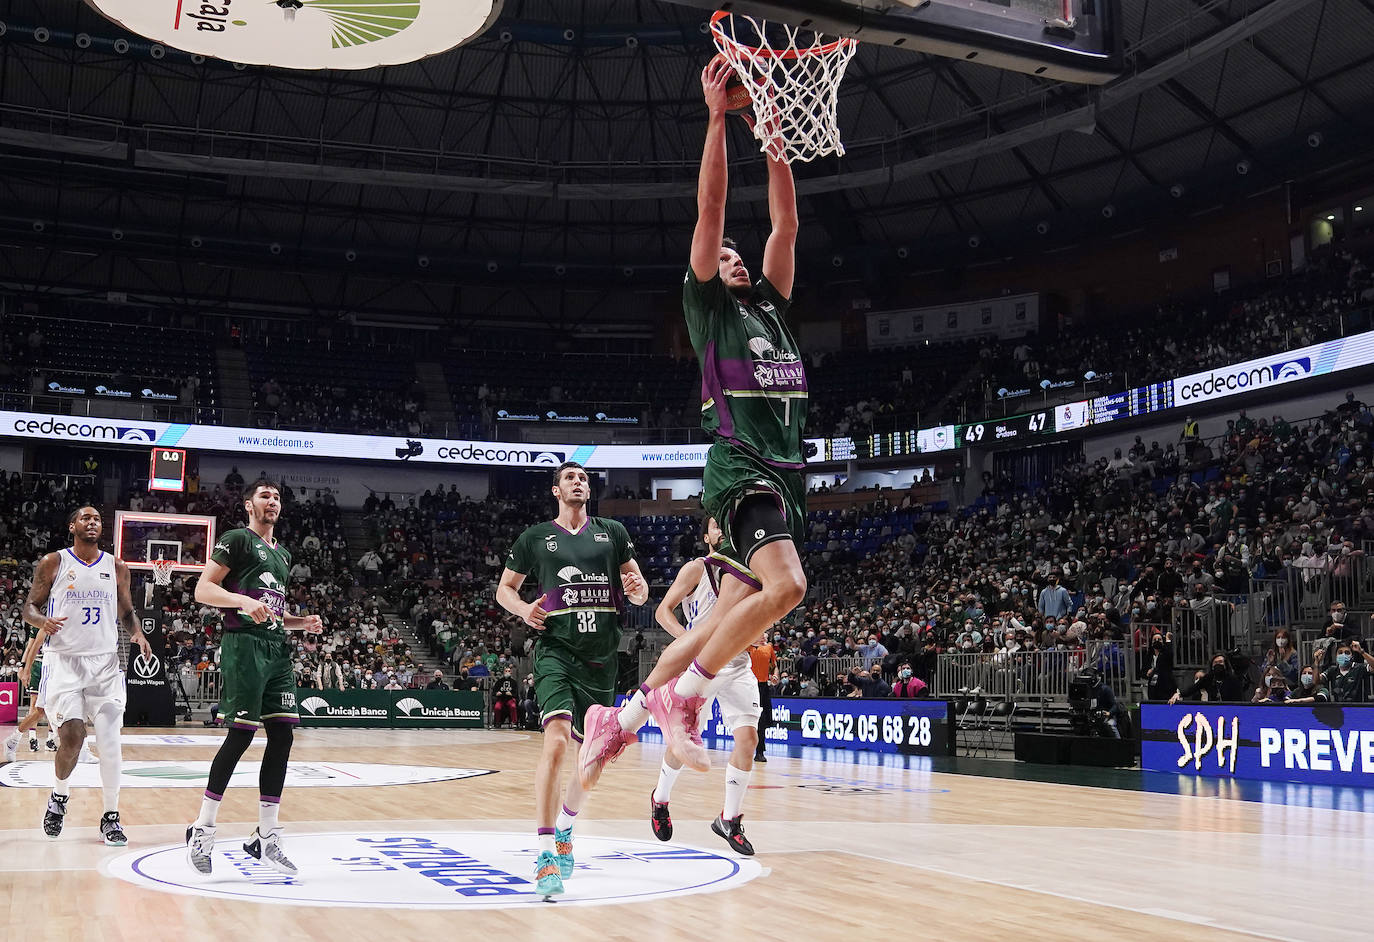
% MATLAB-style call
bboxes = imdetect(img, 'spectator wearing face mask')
[776,672,800,697]
[844,667,892,698]
[1251,668,1292,704]
[1314,641,1374,703]
[1317,602,1357,641]
[1143,631,1177,702]
[1169,652,1247,703]
[891,662,927,698]
[1285,665,1330,704]
[1037,575,1071,618]
[1261,629,1300,686]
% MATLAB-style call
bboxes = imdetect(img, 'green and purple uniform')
[683,269,808,573]
[506,517,635,738]
[211,527,298,730]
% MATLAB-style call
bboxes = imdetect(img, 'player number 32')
[576,610,597,633]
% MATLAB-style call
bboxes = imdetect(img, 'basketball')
[712,53,754,114]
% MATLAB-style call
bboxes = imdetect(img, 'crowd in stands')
[4,382,1372,717]
[6,247,1371,448]
[772,392,1372,705]
[0,312,218,413]
[248,334,436,435]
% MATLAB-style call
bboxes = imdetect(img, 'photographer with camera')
[1169,652,1248,703]
[1068,667,1127,738]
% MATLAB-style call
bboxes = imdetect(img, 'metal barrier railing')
[932,642,1135,704]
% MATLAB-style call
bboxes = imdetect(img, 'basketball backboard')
[668,0,1122,84]
[83,0,505,70]
[114,511,216,574]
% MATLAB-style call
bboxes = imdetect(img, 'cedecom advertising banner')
[0,410,710,469]
[1171,331,1374,407]
[1140,704,1374,788]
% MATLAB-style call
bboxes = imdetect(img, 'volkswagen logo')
[133,653,162,680]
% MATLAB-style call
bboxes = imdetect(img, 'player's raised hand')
[238,596,273,624]
[41,614,67,634]
[702,54,732,114]
[523,599,549,631]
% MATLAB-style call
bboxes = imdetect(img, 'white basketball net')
[709,11,857,164]
[151,558,177,586]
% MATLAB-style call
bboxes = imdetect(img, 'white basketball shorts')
[44,651,125,727]
[700,654,761,733]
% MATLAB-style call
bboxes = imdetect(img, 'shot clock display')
[149,447,187,492]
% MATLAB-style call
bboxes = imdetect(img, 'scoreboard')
[956,410,1051,447]
[149,448,187,492]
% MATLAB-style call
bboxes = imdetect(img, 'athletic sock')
[196,792,222,828]
[723,763,751,820]
[53,777,71,799]
[653,761,682,804]
[259,798,280,834]
[555,804,578,833]
[618,684,651,732]
[673,660,715,699]
[537,828,555,854]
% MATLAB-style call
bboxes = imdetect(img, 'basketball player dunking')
[581,56,808,783]
[24,506,152,845]
[186,478,322,877]
[648,518,761,855]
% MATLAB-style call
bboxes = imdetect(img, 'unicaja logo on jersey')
[557,566,609,585]
[259,572,282,591]
[748,337,777,358]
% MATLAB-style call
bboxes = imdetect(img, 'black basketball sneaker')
[100,811,128,847]
[711,813,755,856]
[650,790,673,841]
[42,793,68,839]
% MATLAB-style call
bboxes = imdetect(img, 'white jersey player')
[647,517,761,855]
[23,505,152,845]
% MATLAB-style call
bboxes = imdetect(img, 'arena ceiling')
[0,0,1370,329]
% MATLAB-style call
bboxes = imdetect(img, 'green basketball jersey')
[210,527,292,640]
[506,517,636,663]
[683,270,808,468]
[27,624,43,663]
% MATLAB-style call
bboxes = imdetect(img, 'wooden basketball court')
[0,729,1365,941]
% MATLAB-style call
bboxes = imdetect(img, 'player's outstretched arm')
[690,57,733,283]
[22,553,65,635]
[761,154,798,299]
[114,559,152,657]
[655,557,705,638]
